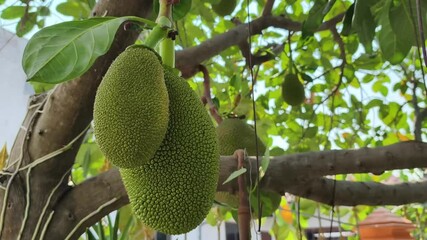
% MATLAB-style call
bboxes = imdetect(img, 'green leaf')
[1,6,26,19]
[16,12,37,37]
[0,0,5,5]
[23,17,130,83]
[299,72,313,82]
[341,3,355,36]
[0,143,8,170]
[223,168,247,184]
[97,221,106,240]
[56,0,91,19]
[38,6,50,16]
[250,189,282,217]
[112,210,120,240]
[352,0,378,53]
[154,0,192,21]
[86,229,97,240]
[302,0,331,39]
[378,0,410,64]
[353,53,382,70]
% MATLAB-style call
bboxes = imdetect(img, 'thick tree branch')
[1,0,153,239]
[285,177,427,206]
[46,170,128,239]
[176,13,345,78]
[59,141,427,230]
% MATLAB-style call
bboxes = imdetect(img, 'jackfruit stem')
[156,0,175,67]
[160,37,175,68]
[144,25,168,49]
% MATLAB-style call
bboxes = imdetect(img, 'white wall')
[0,28,33,151]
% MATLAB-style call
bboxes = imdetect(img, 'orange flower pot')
[358,208,415,240]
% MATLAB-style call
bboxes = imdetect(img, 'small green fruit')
[216,117,266,156]
[212,0,237,16]
[281,73,305,106]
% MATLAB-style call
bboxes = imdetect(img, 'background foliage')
[2,0,427,238]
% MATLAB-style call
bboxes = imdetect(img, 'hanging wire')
[329,175,337,240]
[244,0,262,234]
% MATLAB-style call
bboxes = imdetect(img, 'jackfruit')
[120,65,219,234]
[93,45,169,168]
[216,117,266,156]
[281,73,305,106]
[212,0,237,16]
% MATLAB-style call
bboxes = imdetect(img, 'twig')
[231,18,276,68]
[262,0,275,16]
[199,65,222,124]
[300,27,345,141]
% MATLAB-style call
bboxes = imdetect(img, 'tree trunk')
[0,1,153,239]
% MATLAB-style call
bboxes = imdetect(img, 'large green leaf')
[352,0,378,53]
[389,0,427,47]
[301,0,331,39]
[22,17,154,84]
[378,0,411,64]
[341,3,354,36]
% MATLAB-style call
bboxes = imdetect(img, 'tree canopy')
[1,0,427,239]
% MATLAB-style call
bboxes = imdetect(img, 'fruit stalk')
[158,0,175,67]
[143,0,173,49]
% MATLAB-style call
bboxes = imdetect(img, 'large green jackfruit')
[120,66,219,234]
[216,117,266,156]
[93,45,169,168]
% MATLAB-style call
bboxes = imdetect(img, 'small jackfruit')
[216,117,266,156]
[212,0,237,16]
[93,45,169,168]
[120,66,219,234]
[281,73,305,106]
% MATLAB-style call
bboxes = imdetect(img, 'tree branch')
[56,141,427,232]
[176,13,345,78]
[199,65,222,124]
[262,0,275,16]
[1,0,153,239]
[285,177,427,206]
[45,170,128,239]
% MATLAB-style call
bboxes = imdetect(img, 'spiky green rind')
[216,118,266,156]
[93,45,169,168]
[121,66,219,234]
